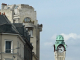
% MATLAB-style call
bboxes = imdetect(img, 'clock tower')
[54,35,67,60]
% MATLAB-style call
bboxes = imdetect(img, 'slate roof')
[13,23,30,42]
[0,15,18,34]
[13,23,33,48]
[0,15,10,25]
[0,24,18,33]
[13,23,24,27]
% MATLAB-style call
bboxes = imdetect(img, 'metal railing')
[0,47,20,60]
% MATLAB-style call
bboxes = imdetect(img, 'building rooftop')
[0,24,18,33]
[0,14,18,34]
[13,23,33,48]
[56,35,64,41]
[13,23,30,42]
[0,15,10,25]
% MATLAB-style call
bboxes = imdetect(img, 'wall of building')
[13,4,40,59]
[19,8,36,23]
[54,51,66,60]
[0,9,13,23]
[0,34,2,60]
[32,56,36,60]
[0,34,24,60]
[36,28,40,59]
[17,35,24,60]
[0,4,42,60]
[24,44,32,60]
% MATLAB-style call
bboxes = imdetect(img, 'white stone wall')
[17,36,24,59]
[54,51,66,60]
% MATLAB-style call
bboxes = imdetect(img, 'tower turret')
[54,35,67,60]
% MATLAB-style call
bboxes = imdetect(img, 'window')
[13,19,16,23]
[24,17,31,23]
[31,43,33,46]
[15,6,18,9]
[5,41,12,53]
[29,30,33,37]
[26,28,28,30]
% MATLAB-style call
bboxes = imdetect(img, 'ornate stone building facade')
[0,14,33,60]
[0,3,43,60]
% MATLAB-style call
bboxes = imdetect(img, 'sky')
[0,0,80,60]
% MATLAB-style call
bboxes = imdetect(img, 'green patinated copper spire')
[56,35,64,41]
[54,35,66,51]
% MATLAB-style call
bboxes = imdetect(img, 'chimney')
[0,12,1,15]
[3,12,5,15]
[2,3,7,5]
[1,3,7,9]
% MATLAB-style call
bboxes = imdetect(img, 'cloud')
[51,33,80,41]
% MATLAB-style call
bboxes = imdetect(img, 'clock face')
[58,46,64,53]
[24,17,30,22]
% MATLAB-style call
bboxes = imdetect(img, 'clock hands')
[60,49,62,51]
[58,46,64,52]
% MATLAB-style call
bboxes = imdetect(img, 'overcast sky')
[0,0,80,60]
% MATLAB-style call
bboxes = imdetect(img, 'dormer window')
[29,30,33,37]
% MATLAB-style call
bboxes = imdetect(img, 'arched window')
[15,6,18,9]
[7,7,10,9]
[24,17,31,23]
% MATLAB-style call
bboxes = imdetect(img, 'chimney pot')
[2,3,7,5]
[0,12,1,15]
[3,12,5,15]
